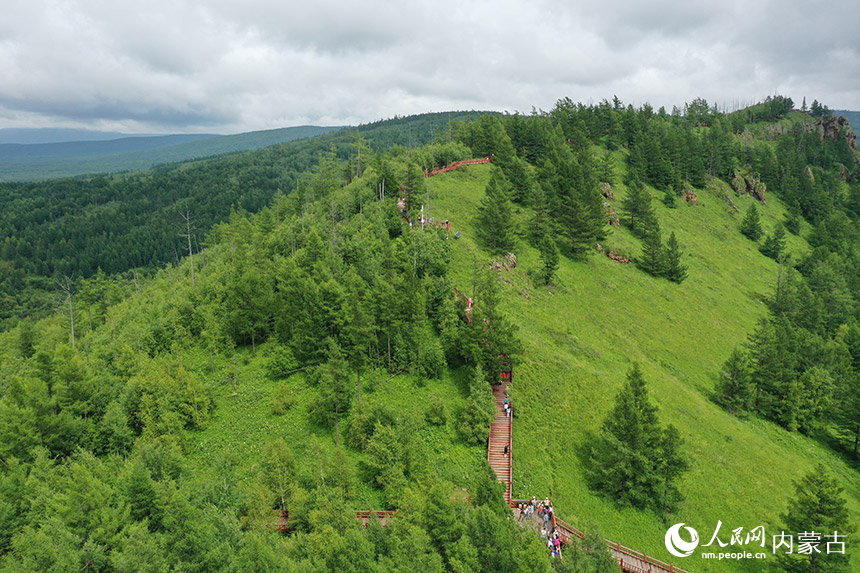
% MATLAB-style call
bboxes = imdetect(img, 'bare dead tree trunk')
[335,403,340,447]
[56,275,75,348]
[426,176,430,222]
[180,207,196,287]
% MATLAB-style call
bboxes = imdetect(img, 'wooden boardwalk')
[552,516,691,573]
[487,380,512,504]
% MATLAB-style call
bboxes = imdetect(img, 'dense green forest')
[0,112,483,329]
[0,97,858,572]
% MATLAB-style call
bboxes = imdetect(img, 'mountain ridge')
[0,127,166,144]
[0,125,344,181]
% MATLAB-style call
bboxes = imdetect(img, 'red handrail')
[425,156,493,177]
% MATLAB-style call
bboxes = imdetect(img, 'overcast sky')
[1,0,858,134]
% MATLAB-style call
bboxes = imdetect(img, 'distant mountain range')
[0,125,343,181]
[0,134,220,158]
[0,128,166,144]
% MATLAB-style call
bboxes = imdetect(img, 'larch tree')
[664,231,688,283]
[536,233,560,286]
[715,347,753,415]
[637,228,666,278]
[760,223,787,259]
[587,364,674,510]
[313,338,353,447]
[779,465,853,573]
[476,168,517,255]
[740,204,763,241]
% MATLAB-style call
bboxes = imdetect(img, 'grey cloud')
[0,0,857,133]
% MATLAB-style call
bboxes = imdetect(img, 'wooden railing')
[553,514,690,573]
[507,501,690,573]
[425,156,493,177]
[355,510,397,521]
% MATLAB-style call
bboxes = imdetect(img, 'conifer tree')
[312,339,353,446]
[663,231,687,283]
[836,372,860,458]
[536,233,559,286]
[622,174,657,238]
[587,364,681,510]
[784,210,801,235]
[760,223,787,259]
[402,160,424,220]
[457,364,496,446]
[715,347,752,414]
[503,155,533,204]
[476,169,516,254]
[658,424,688,514]
[740,204,763,241]
[463,267,522,382]
[637,228,666,278]
[779,465,853,573]
[563,151,607,257]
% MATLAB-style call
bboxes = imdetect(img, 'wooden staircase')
[487,380,512,504]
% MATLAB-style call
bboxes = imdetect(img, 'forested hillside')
[0,112,483,329]
[0,97,858,572]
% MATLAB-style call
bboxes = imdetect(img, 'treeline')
[452,97,731,282]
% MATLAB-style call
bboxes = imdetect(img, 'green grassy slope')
[426,163,859,572]
[184,349,482,510]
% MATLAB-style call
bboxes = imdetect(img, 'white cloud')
[0,0,857,133]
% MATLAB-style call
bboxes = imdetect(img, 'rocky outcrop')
[731,170,767,202]
[768,116,857,150]
[815,116,856,149]
[600,182,614,200]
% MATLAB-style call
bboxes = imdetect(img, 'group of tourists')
[504,393,511,418]
[515,497,562,559]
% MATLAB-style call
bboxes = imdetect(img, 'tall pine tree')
[476,169,517,254]
[536,233,560,286]
[637,228,666,278]
[779,465,853,573]
[664,231,688,283]
[715,347,752,414]
[587,364,686,510]
[760,223,787,259]
[740,204,763,241]
[622,174,658,238]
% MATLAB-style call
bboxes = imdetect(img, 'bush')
[425,394,448,426]
[265,345,298,379]
[421,338,446,379]
[271,385,295,415]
